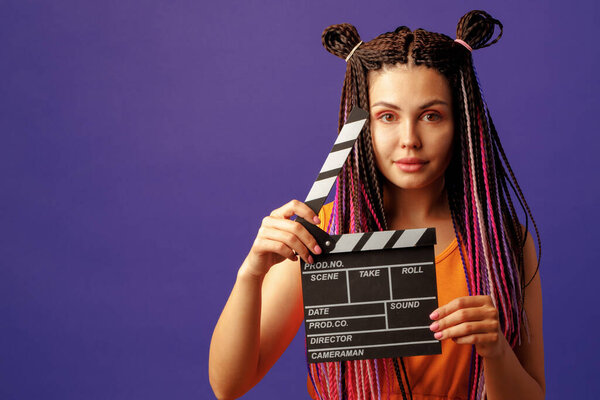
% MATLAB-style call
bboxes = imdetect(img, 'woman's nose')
[399,121,421,149]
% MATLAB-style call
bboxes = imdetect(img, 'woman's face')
[368,64,454,191]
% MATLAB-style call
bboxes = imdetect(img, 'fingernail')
[434,332,443,340]
[313,245,322,254]
[308,255,314,264]
[313,216,321,224]
[429,311,439,320]
[429,322,439,332]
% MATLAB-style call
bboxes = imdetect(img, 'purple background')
[1,1,598,399]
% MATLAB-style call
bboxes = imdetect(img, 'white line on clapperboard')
[301,261,433,275]
[308,341,440,353]
[304,296,437,309]
[388,267,394,302]
[346,270,351,303]
[306,325,431,337]
[384,302,389,329]
[306,314,386,322]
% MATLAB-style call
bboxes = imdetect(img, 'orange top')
[307,203,471,400]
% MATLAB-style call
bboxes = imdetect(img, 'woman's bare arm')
[483,230,545,399]
[209,258,304,399]
[208,200,321,399]
[430,229,545,399]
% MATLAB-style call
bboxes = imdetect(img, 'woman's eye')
[423,113,441,122]
[380,113,396,122]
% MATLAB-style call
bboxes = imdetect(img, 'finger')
[430,295,493,320]
[430,307,484,332]
[433,320,499,341]
[452,332,500,346]
[430,305,498,332]
[253,237,298,262]
[262,216,322,255]
[271,199,321,224]
[259,226,314,264]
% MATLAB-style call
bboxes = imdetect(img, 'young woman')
[209,10,545,400]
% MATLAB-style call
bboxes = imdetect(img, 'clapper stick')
[303,107,369,214]
[296,106,369,253]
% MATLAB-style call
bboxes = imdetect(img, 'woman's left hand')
[429,295,507,359]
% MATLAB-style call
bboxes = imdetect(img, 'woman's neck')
[383,177,451,230]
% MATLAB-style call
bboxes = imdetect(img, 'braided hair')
[309,10,541,400]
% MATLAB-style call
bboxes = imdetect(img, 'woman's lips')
[394,158,428,172]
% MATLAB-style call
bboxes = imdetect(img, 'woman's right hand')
[241,199,323,278]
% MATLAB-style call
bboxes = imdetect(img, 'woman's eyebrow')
[370,99,450,110]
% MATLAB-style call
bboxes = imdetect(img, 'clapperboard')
[298,107,441,364]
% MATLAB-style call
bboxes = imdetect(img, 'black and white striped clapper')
[299,107,441,364]
[303,108,369,215]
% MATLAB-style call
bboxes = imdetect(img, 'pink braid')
[468,162,482,295]
[374,359,382,400]
[366,360,376,399]
[348,162,356,232]
[327,362,335,399]
[479,118,511,333]
[462,162,476,295]
[385,359,392,399]
[311,364,324,400]
[359,359,367,399]
[354,360,361,400]
[347,361,356,400]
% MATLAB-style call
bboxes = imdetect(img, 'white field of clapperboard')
[298,107,442,364]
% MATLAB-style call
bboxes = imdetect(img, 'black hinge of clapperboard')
[296,106,369,254]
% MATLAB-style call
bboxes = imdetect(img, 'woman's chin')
[384,174,444,191]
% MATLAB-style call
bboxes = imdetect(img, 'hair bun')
[322,23,362,60]
[456,10,503,50]
[394,26,411,34]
